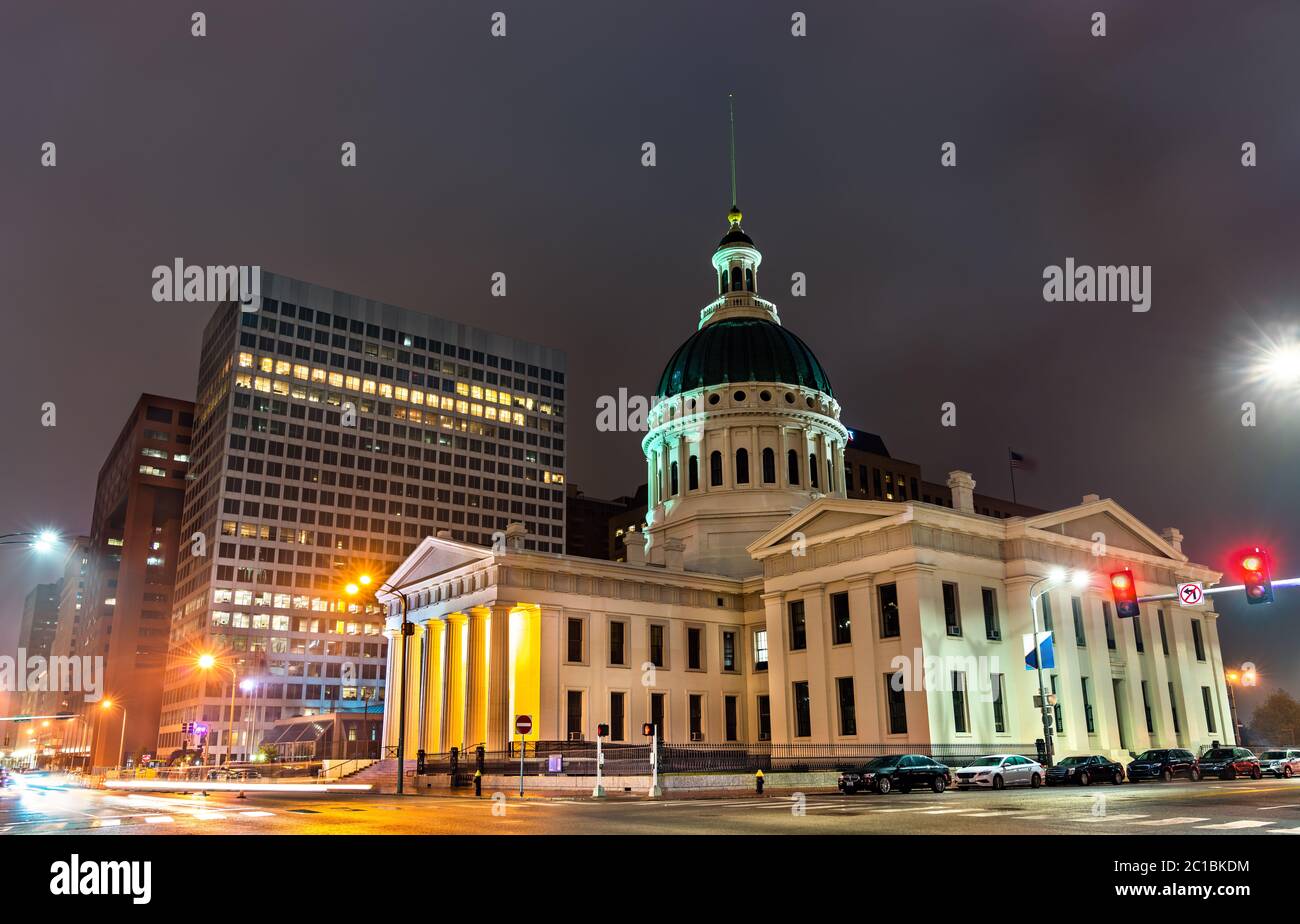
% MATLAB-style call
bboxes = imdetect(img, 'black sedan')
[1127,748,1201,783]
[838,754,951,794]
[1197,747,1262,781]
[1044,754,1125,786]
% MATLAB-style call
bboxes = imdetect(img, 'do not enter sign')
[515,714,533,735]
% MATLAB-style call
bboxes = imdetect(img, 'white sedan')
[953,754,1044,789]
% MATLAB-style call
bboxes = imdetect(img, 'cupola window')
[809,452,819,489]
[787,449,800,485]
[710,451,724,487]
[735,447,750,484]
[761,448,776,484]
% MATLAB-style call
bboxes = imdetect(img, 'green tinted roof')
[656,318,833,399]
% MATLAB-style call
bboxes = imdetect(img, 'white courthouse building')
[378,204,1235,762]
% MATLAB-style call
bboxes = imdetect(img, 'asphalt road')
[7,775,1300,835]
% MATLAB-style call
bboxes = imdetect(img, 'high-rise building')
[44,536,92,754]
[160,272,567,762]
[17,581,62,718]
[80,395,194,768]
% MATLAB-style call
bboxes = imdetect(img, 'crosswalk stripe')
[1072,814,1150,823]
[144,815,174,824]
[920,808,969,814]
[91,818,122,828]
[1194,819,1274,830]
[1267,827,1300,834]
[1134,816,1208,826]
[239,810,274,817]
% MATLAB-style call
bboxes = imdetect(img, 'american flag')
[1008,449,1037,471]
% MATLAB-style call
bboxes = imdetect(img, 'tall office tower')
[81,395,194,768]
[17,581,62,718]
[161,272,566,763]
[44,536,91,724]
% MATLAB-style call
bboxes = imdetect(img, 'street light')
[0,529,62,553]
[100,699,126,769]
[1224,668,1250,746]
[1029,568,1092,767]
[197,654,239,766]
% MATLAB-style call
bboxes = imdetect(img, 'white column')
[463,609,487,748]
[487,603,513,750]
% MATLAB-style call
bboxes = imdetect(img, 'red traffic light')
[1110,569,1140,618]
[1237,547,1275,606]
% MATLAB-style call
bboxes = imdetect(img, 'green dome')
[656,318,834,399]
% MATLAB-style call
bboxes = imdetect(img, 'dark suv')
[1044,754,1125,786]
[1127,748,1200,783]
[1197,747,1262,780]
[838,754,951,794]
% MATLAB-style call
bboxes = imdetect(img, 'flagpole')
[1008,448,1017,504]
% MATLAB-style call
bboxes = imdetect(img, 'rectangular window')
[792,681,812,738]
[689,694,704,740]
[952,671,969,733]
[1081,676,1095,734]
[942,582,961,636]
[724,695,739,741]
[756,695,771,741]
[885,672,907,735]
[878,583,900,638]
[753,629,768,671]
[1134,613,1145,653]
[831,591,852,645]
[982,588,1000,640]
[1158,608,1170,655]
[991,673,1006,733]
[566,617,583,663]
[649,624,665,667]
[1201,686,1217,734]
[687,626,703,670]
[1141,681,1154,734]
[788,600,807,651]
[836,677,857,736]
[1192,620,1206,661]
[1169,682,1181,735]
[1051,674,1064,733]
[566,690,583,740]
[1103,602,1116,650]
[1041,593,1054,631]
[608,620,625,666]
[722,630,737,672]
[1072,597,1086,647]
[610,692,626,741]
[650,691,666,735]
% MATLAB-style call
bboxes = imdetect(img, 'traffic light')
[1238,547,1275,606]
[596,723,609,738]
[1109,569,1140,618]
[641,722,654,738]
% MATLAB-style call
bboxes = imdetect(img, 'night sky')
[2,1,1297,722]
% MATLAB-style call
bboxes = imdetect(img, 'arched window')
[670,460,679,496]
[719,269,728,294]
[731,266,743,292]
[809,453,819,489]
[787,449,800,485]
[688,454,699,491]
[710,451,723,487]
[735,447,750,484]
[825,456,834,492]
[745,268,754,291]
[761,447,776,484]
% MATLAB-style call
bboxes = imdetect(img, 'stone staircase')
[344,758,416,793]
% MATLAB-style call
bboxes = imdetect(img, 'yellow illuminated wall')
[509,605,542,741]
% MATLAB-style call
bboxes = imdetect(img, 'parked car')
[953,754,1044,789]
[0,769,10,788]
[1257,749,1300,778]
[1127,748,1201,783]
[838,754,951,794]
[1044,755,1125,786]
[1198,747,1262,780]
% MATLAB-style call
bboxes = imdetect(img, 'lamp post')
[1028,567,1091,768]
[100,699,126,769]
[198,654,238,765]
[1224,669,1245,746]
[0,529,62,552]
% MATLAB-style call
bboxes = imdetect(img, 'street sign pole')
[518,734,524,798]
[1138,576,1300,603]
[648,724,662,798]
[514,714,532,798]
[592,733,605,798]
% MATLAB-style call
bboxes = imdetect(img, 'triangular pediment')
[748,498,907,556]
[1024,499,1182,561]
[381,534,493,591]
